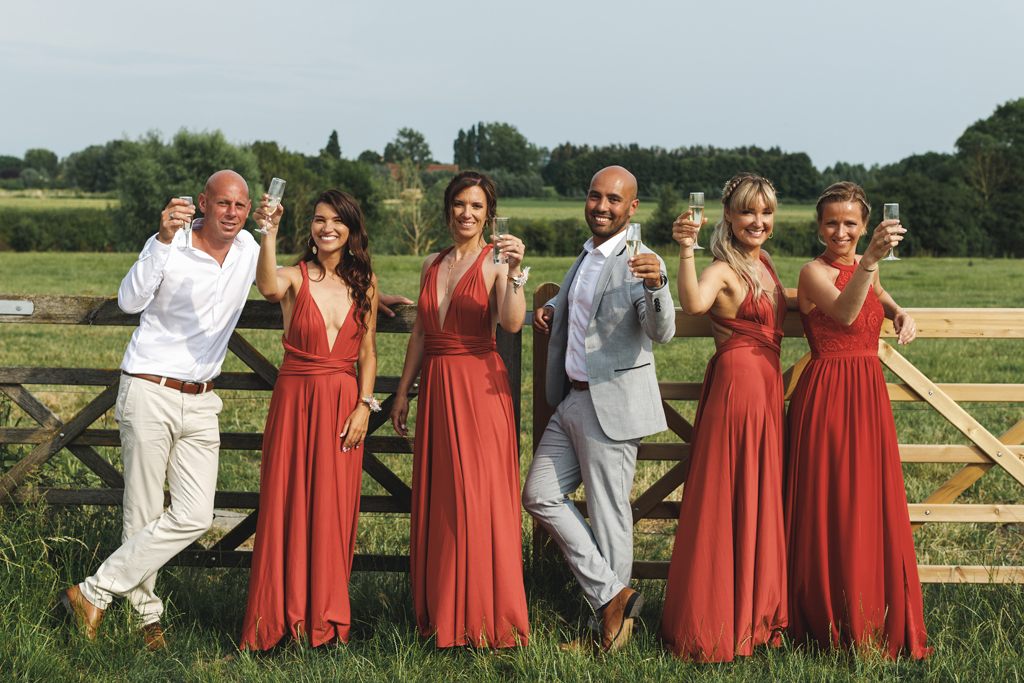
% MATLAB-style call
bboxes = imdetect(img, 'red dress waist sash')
[424,333,496,357]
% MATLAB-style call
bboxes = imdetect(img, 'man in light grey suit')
[523,166,676,652]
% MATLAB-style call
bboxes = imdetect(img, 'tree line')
[0,97,1021,256]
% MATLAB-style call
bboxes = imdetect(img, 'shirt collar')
[584,230,627,258]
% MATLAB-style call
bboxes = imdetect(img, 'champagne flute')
[624,222,642,282]
[179,196,194,251]
[883,203,900,261]
[492,216,510,264]
[689,192,705,250]
[259,177,286,235]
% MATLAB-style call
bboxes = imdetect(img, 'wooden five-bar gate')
[2,287,1023,584]
[0,293,520,572]
[531,282,1024,584]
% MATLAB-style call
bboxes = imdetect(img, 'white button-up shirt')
[565,231,626,383]
[118,220,259,383]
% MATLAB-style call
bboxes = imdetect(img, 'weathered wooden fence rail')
[532,283,1024,584]
[0,293,521,572]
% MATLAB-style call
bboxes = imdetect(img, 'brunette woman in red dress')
[785,182,931,659]
[391,171,530,648]
[240,190,379,649]
[660,173,795,662]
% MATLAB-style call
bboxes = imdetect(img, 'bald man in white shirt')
[57,170,408,649]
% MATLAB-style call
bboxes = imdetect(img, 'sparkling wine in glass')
[625,222,642,282]
[689,192,705,250]
[883,203,900,261]
[179,196,194,251]
[492,216,510,264]
[259,177,286,235]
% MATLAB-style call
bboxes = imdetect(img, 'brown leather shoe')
[140,622,167,651]
[58,584,104,640]
[600,587,644,653]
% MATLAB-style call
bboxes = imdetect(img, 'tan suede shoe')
[600,587,644,653]
[58,584,104,640]
[140,622,167,651]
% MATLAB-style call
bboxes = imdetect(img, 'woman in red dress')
[660,173,793,662]
[240,190,379,649]
[785,182,931,659]
[391,171,530,648]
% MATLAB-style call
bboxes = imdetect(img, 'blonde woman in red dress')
[660,173,793,662]
[391,171,530,648]
[785,182,931,659]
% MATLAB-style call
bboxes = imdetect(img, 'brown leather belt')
[571,380,590,391]
[124,372,214,394]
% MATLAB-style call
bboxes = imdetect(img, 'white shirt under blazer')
[545,237,676,442]
[118,219,259,384]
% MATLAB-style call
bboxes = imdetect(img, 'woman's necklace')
[444,246,482,296]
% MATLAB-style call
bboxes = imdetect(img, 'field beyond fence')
[1,252,1022,682]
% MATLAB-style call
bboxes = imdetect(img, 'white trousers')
[81,375,222,626]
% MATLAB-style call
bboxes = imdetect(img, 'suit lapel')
[589,242,626,325]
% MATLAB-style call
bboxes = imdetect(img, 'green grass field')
[0,190,118,210]
[1,252,1023,681]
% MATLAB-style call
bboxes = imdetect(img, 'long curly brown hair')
[294,189,375,333]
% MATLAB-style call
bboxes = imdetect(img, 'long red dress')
[660,255,788,662]
[785,256,931,659]
[240,261,364,649]
[410,245,529,648]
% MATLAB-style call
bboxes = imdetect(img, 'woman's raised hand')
[862,218,905,267]
[254,193,284,236]
[672,210,705,249]
[493,233,526,270]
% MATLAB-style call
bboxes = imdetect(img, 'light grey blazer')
[545,243,676,441]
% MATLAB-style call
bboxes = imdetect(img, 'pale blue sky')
[3,0,1022,171]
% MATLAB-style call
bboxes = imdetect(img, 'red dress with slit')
[660,254,788,662]
[410,245,529,648]
[785,256,931,659]
[240,261,364,649]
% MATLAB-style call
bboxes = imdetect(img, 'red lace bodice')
[800,257,884,356]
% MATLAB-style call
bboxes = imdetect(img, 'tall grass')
[1,252,1023,681]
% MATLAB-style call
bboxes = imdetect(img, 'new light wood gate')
[0,293,521,572]
[531,283,1024,584]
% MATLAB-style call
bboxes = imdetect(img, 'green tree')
[956,98,1024,255]
[384,128,434,168]
[358,150,383,165]
[322,130,341,160]
[0,155,22,177]
[647,184,682,246]
[112,129,259,251]
[24,148,59,178]
[62,140,132,193]
[454,122,541,175]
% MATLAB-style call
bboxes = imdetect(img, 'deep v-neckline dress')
[410,245,530,648]
[241,260,365,649]
[660,254,788,662]
[785,256,931,659]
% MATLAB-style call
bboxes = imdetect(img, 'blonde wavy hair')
[710,172,779,303]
